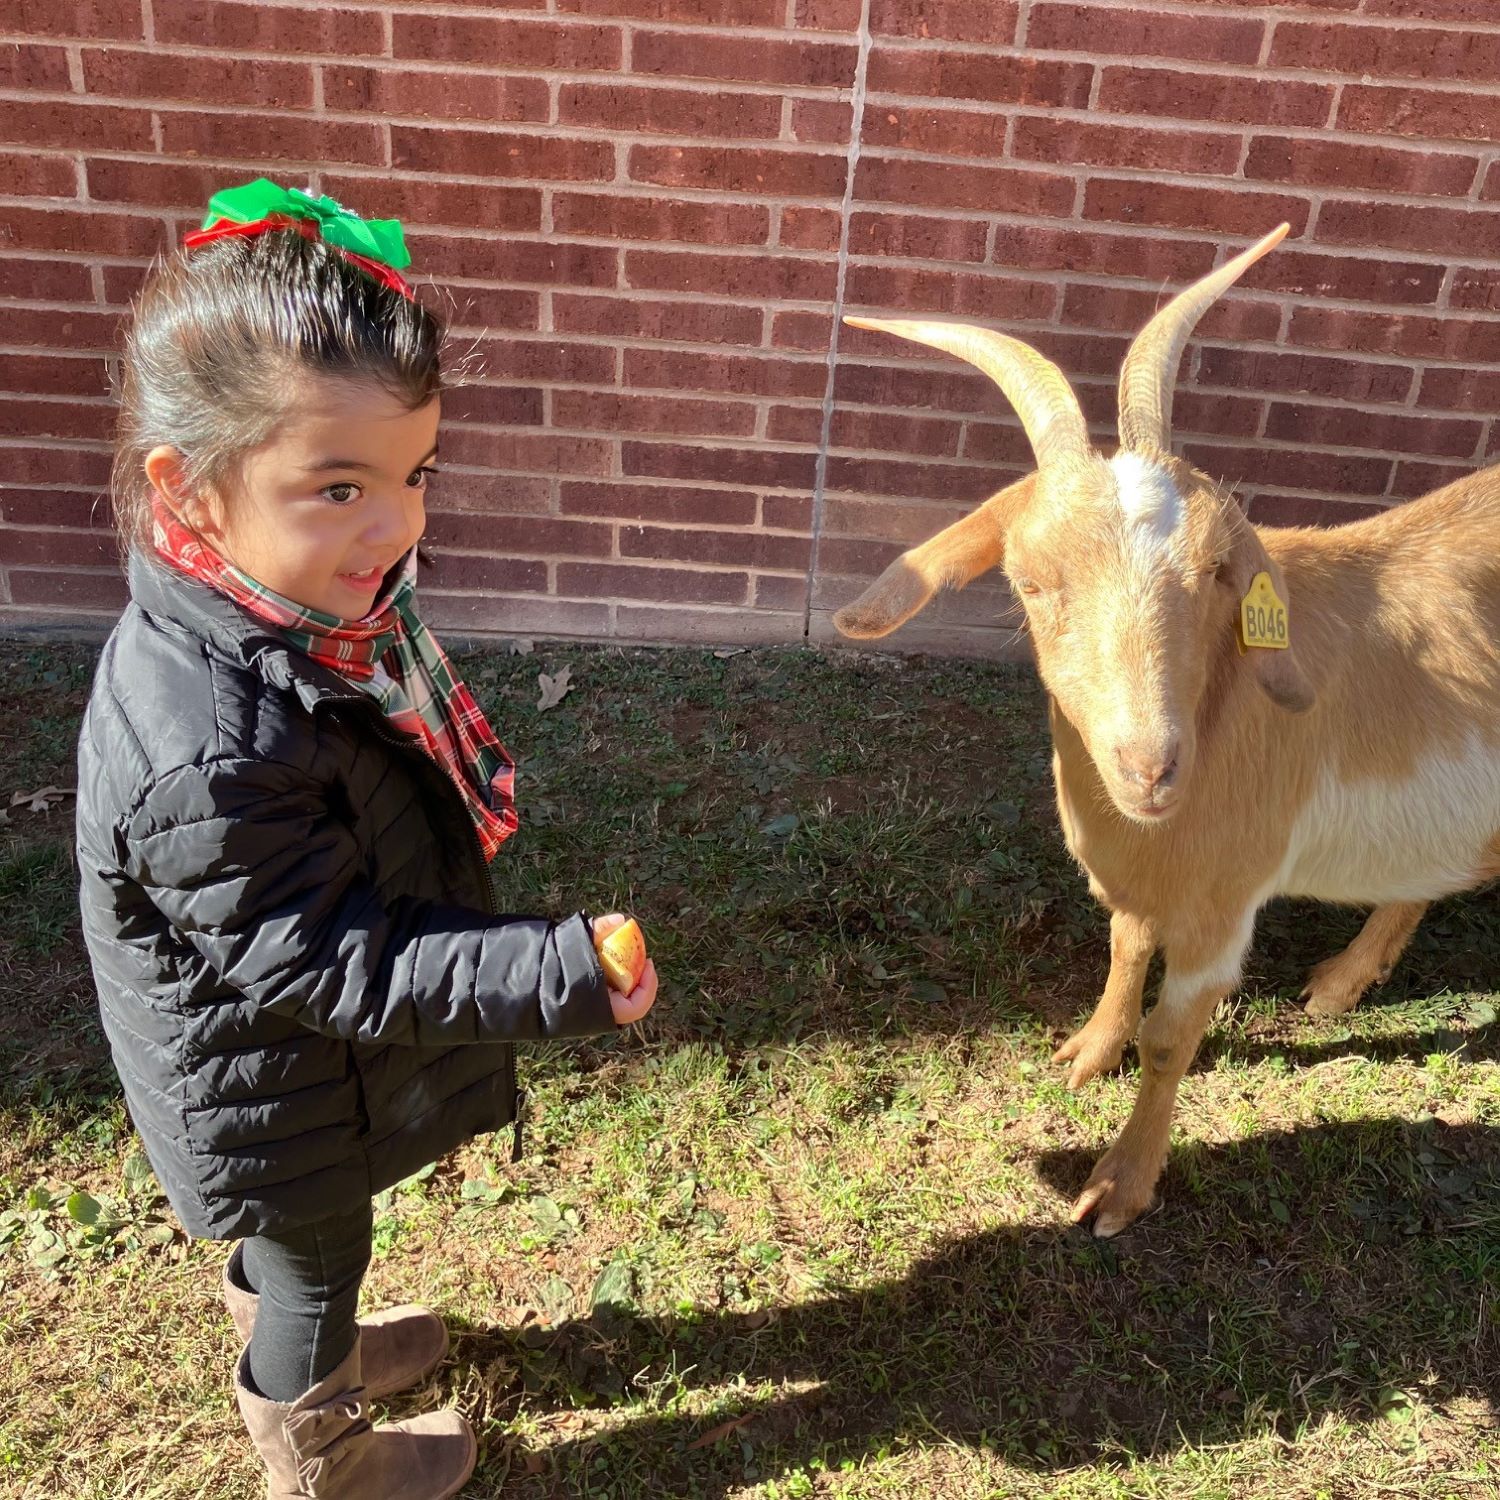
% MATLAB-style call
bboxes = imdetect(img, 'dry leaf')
[536,666,574,712]
[686,1413,754,1452]
[10,785,75,814]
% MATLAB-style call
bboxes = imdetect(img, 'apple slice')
[595,917,647,993]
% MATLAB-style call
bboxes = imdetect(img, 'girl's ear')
[145,446,221,538]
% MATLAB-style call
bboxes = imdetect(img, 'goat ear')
[1226,511,1316,714]
[834,475,1034,639]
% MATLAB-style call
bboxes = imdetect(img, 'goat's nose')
[1116,741,1180,792]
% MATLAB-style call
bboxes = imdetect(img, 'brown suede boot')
[234,1344,476,1499]
[224,1244,448,1402]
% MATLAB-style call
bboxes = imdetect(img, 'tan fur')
[835,248,1500,1237]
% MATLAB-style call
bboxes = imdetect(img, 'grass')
[0,636,1496,1499]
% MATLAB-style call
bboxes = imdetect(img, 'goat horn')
[843,317,1092,472]
[1116,223,1290,457]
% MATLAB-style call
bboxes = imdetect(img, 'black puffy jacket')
[75,553,612,1241]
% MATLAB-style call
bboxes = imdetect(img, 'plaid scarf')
[152,505,517,861]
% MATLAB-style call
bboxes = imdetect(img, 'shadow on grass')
[454,1118,1499,1496]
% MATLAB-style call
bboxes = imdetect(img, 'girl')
[75,179,658,1499]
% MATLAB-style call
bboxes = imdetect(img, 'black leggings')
[235,1201,374,1403]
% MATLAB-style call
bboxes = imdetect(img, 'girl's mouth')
[339,566,385,592]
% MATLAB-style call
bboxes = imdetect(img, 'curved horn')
[844,316,1092,472]
[1116,223,1290,457]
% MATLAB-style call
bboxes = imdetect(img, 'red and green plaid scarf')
[152,505,517,860]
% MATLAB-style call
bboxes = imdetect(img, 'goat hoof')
[1051,1023,1129,1089]
[1070,1149,1159,1238]
[1301,983,1360,1018]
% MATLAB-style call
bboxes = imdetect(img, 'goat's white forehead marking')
[1108,452,1184,557]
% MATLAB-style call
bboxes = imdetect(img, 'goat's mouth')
[1112,785,1183,825]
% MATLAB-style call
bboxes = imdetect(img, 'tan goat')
[835,224,1500,1236]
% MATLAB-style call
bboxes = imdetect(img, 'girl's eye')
[323,482,360,506]
[407,466,437,490]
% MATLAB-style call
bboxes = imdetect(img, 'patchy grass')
[0,637,1496,1499]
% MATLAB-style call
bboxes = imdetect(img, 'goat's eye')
[1013,577,1042,597]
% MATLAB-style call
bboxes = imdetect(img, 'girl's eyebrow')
[303,445,439,475]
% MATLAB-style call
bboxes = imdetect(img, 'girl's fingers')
[592,911,627,940]
[609,959,658,1026]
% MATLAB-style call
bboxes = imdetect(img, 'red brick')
[629,144,847,200]
[1172,391,1266,438]
[848,211,988,263]
[626,346,826,398]
[623,441,817,490]
[1027,328,1133,379]
[1448,266,1500,313]
[753,574,809,610]
[1339,85,1500,145]
[554,294,763,347]
[991,224,1217,282]
[762,495,813,530]
[457,337,616,386]
[555,191,769,246]
[764,407,823,446]
[618,603,805,643]
[3,399,113,443]
[160,112,384,167]
[1271,21,1500,84]
[4,307,122,353]
[1195,347,1412,404]
[83,47,313,107]
[1265,402,1482,460]
[1248,494,1385,529]
[393,14,622,70]
[0,206,161,258]
[789,99,853,145]
[856,156,1074,217]
[818,495,965,544]
[1317,199,1500,256]
[1390,460,1476,501]
[620,523,811,571]
[0,99,153,153]
[773,311,834,352]
[0,445,111,487]
[559,561,750,606]
[625,249,838,302]
[1364,0,1500,16]
[0,263,96,307]
[1484,162,1500,201]
[857,103,1006,159]
[866,49,1091,107]
[1417,367,1500,414]
[440,385,544,427]
[438,428,615,475]
[393,127,614,182]
[826,454,1000,502]
[560,481,758,525]
[0,489,112,528]
[1,151,77,198]
[425,554,548,593]
[1012,116,1241,175]
[1289,306,1500,365]
[156,1,383,54]
[1084,179,1310,238]
[814,407,963,456]
[0,43,71,90]
[0,354,109,399]
[553,390,757,438]
[427,512,613,558]
[1184,441,1391,498]
[1030,3,1262,64]
[423,594,611,637]
[1244,135,1478,197]
[9,0,142,40]
[846,264,1059,323]
[780,206,843,253]
[408,235,619,289]
[560,0,781,20]
[958,422,1036,466]
[86,157,234,210]
[633,30,856,88]
[1064,282,1281,341]
[317,176,541,236]
[1235,249,1444,307]
[870,0,1017,43]
[833,359,994,415]
[6,569,128,610]
[3,526,128,566]
[559,83,781,139]
[322,66,549,125]
[424,473,554,516]
[1097,66,1331,128]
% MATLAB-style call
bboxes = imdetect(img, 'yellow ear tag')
[1238,571,1289,653]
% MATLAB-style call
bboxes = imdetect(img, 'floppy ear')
[833,475,1035,640]
[1224,508,1316,714]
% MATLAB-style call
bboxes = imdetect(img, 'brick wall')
[2,1,1498,653]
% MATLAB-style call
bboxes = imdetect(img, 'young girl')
[75,179,657,1499]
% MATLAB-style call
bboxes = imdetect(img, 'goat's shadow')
[447,1118,1500,1497]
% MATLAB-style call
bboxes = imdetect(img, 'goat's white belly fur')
[1275,736,1500,904]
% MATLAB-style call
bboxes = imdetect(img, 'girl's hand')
[592,912,658,1026]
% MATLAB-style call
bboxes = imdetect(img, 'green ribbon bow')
[201,178,411,271]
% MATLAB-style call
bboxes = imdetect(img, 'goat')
[834,224,1500,1236]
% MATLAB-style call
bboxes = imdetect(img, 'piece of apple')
[595,917,647,993]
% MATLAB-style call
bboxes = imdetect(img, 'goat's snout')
[1114,740,1180,795]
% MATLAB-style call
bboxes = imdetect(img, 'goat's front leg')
[1052,910,1155,1088]
[1071,913,1255,1238]
[1302,900,1428,1017]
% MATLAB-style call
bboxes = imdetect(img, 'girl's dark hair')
[112,227,445,552]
